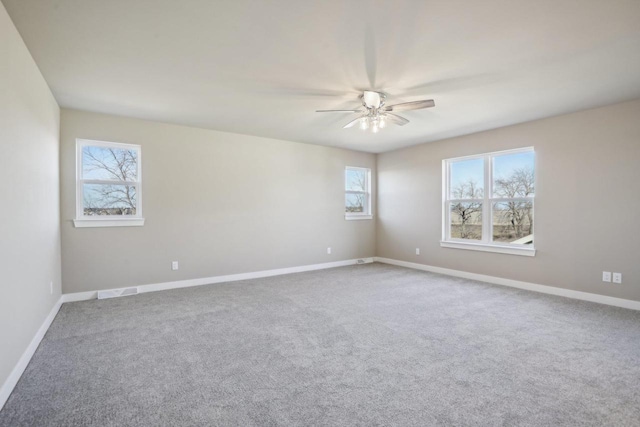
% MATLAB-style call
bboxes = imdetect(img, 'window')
[345,166,372,220]
[74,139,144,228]
[442,147,535,256]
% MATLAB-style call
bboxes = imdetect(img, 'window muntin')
[345,166,371,218]
[443,148,535,252]
[75,139,143,226]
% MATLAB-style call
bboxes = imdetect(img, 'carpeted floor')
[1,263,639,426]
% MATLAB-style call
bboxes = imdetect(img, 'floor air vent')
[97,287,139,300]
[357,258,373,264]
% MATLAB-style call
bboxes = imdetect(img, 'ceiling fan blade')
[343,116,365,129]
[384,113,409,126]
[383,99,435,112]
[316,109,364,113]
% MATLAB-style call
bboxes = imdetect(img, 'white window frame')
[74,139,144,228]
[345,166,372,220]
[441,147,535,256]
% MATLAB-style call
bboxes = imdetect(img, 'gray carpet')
[1,263,639,426]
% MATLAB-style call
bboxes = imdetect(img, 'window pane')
[346,169,367,192]
[450,158,484,199]
[345,193,366,213]
[450,202,482,240]
[82,146,138,181]
[83,184,137,216]
[492,151,535,197]
[493,201,533,244]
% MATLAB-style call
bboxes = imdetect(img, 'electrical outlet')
[327,247,332,255]
[416,248,420,255]
[49,281,53,295]
[602,271,612,282]
[613,272,622,284]
[172,261,179,271]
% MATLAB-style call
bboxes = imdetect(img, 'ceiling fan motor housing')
[361,91,386,109]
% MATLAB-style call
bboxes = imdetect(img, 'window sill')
[440,240,535,257]
[73,218,145,228]
[345,215,373,221]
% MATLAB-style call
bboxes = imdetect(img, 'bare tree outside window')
[346,195,365,212]
[81,145,139,216]
[450,179,483,239]
[345,167,370,216]
[448,157,484,240]
[493,166,534,243]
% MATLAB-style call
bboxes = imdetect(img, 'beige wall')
[0,2,61,398]
[60,101,640,301]
[377,99,640,302]
[60,109,376,294]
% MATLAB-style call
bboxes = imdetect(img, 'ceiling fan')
[316,91,435,132]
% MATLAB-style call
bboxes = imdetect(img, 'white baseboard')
[374,257,640,311]
[0,297,63,411]
[62,257,375,303]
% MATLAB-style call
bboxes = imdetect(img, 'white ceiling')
[3,0,640,153]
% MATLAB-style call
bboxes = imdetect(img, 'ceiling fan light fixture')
[362,91,383,109]
[316,91,434,131]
